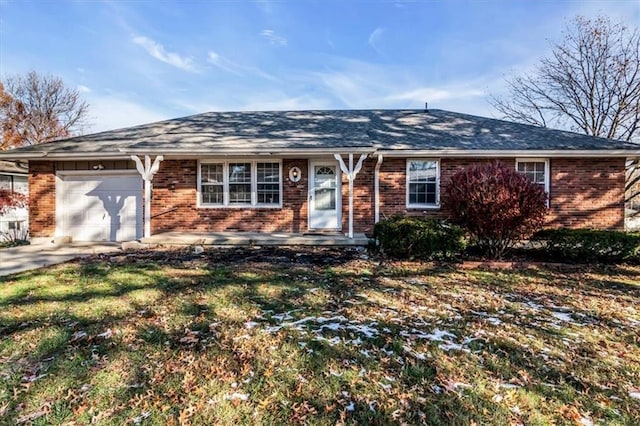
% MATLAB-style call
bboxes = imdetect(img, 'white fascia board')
[376,149,640,158]
[121,147,374,155]
[0,152,48,160]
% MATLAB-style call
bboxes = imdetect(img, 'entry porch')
[140,231,371,247]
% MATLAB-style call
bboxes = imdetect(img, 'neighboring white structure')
[0,161,28,236]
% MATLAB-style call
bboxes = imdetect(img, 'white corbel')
[131,155,164,238]
[334,153,368,238]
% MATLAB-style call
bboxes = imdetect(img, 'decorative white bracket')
[334,153,368,238]
[131,155,164,238]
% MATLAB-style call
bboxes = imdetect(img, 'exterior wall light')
[289,166,302,183]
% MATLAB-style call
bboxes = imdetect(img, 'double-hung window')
[0,174,27,194]
[199,160,281,207]
[200,164,224,205]
[516,159,549,196]
[407,159,440,208]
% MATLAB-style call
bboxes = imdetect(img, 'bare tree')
[0,71,89,149]
[490,16,640,143]
[490,16,640,227]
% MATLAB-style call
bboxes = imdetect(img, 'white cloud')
[260,29,287,46]
[77,85,91,93]
[310,57,501,116]
[85,95,171,132]
[368,27,385,54]
[132,36,196,72]
[207,51,275,80]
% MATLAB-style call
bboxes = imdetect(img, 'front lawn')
[0,248,639,425]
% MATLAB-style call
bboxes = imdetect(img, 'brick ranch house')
[0,109,638,242]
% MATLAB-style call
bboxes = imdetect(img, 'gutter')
[2,148,639,161]
[376,149,640,158]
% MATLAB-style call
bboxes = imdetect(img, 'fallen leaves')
[0,248,639,424]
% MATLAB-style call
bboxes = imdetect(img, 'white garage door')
[57,173,142,242]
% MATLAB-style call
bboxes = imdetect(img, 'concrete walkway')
[0,241,121,277]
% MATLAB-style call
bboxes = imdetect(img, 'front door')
[309,161,341,230]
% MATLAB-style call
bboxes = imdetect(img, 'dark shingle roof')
[1,109,638,158]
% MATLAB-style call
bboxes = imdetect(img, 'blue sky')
[1,0,638,133]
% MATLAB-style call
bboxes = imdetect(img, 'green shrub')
[374,216,466,260]
[531,228,640,263]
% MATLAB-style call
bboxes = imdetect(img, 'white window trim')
[197,159,283,209]
[515,158,550,199]
[406,158,440,209]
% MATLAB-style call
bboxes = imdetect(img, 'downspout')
[131,155,164,239]
[374,154,384,223]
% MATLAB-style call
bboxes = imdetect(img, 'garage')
[56,172,142,242]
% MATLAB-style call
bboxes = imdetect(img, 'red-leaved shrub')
[443,162,548,258]
[0,188,27,215]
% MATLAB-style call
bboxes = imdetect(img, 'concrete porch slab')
[141,231,371,246]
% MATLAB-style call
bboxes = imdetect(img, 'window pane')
[409,182,436,205]
[229,183,251,203]
[257,184,280,204]
[202,185,223,204]
[517,162,546,185]
[201,164,223,183]
[409,161,437,182]
[13,176,28,194]
[229,163,251,183]
[257,163,279,183]
[315,188,336,210]
[0,175,11,191]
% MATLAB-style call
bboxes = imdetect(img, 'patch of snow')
[499,383,520,389]
[71,331,87,341]
[629,391,640,399]
[551,312,573,322]
[244,321,259,329]
[133,411,151,425]
[225,392,249,401]
[439,342,468,352]
[345,402,355,411]
[97,329,113,338]
[580,417,594,426]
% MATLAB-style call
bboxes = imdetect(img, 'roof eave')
[2,147,639,161]
[376,149,640,158]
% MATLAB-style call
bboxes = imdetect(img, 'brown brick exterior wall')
[547,158,625,229]
[28,160,56,237]
[379,157,625,230]
[151,159,310,233]
[27,156,626,238]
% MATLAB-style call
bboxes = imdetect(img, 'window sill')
[406,204,440,210]
[197,204,282,210]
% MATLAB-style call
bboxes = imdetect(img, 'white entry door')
[57,173,142,242]
[309,161,341,230]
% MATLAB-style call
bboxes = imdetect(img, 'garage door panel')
[58,173,142,242]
